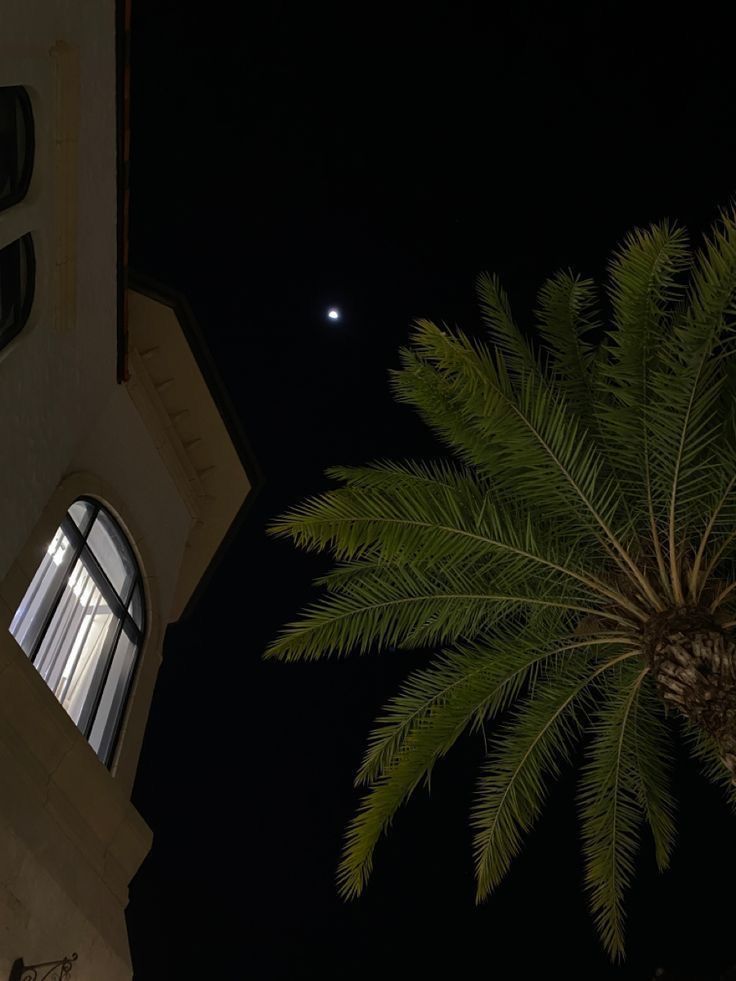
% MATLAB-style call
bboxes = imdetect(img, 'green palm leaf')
[594,222,691,597]
[389,350,512,480]
[472,648,637,902]
[269,460,639,622]
[393,320,658,606]
[578,659,650,960]
[535,269,644,558]
[338,624,627,900]
[476,271,541,379]
[630,678,676,872]
[357,610,611,786]
[265,561,606,662]
[647,209,736,601]
[689,359,736,600]
[535,269,599,413]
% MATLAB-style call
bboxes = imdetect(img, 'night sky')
[125,5,736,979]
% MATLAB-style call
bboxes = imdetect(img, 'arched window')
[0,86,34,211]
[0,233,35,350]
[9,499,145,767]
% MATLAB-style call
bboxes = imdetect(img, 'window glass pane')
[9,526,77,656]
[67,500,95,534]
[8,502,143,768]
[128,582,144,631]
[0,86,33,208]
[86,509,136,600]
[88,625,138,765]
[32,557,120,732]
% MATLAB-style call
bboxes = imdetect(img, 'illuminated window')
[10,500,145,767]
[0,86,34,212]
[0,233,35,350]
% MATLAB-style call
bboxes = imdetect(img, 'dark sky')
[125,4,736,979]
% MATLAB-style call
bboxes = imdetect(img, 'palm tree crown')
[266,208,736,960]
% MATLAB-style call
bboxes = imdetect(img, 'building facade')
[0,2,260,976]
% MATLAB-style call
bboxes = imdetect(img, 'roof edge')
[127,269,265,622]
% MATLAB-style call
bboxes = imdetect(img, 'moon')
[327,308,340,321]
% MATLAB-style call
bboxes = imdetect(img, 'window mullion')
[65,535,127,621]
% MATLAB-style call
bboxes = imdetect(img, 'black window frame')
[0,232,36,351]
[0,85,35,212]
[22,497,146,768]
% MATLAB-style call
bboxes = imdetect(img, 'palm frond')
[579,660,650,960]
[357,610,610,785]
[535,269,599,413]
[689,359,736,599]
[476,271,540,380]
[326,457,475,495]
[594,221,691,599]
[535,270,644,558]
[472,648,637,904]
[630,678,677,871]
[389,350,516,481]
[268,460,641,620]
[264,561,608,662]
[337,618,622,900]
[646,208,736,601]
[393,320,657,607]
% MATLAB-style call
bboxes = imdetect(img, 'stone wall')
[0,624,152,978]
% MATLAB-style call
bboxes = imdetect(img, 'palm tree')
[265,207,736,960]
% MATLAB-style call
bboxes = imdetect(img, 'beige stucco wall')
[0,0,118,584]
[1,2,160,976]
[0,616,151,980]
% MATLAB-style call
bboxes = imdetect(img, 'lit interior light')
[49,534,67,566]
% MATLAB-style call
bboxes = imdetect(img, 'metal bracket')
[9,954,77,981]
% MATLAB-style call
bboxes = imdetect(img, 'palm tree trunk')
[644,608,736,781]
